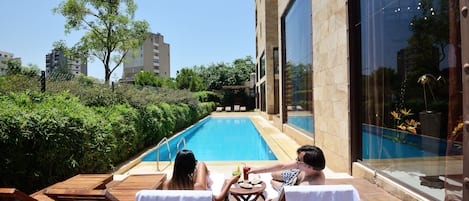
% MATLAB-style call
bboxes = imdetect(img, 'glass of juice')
[243,165,250,182]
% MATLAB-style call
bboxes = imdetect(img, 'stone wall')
[312,0,351,173]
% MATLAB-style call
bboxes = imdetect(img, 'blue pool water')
[362,124,462,159]
[142,117,277,161]
[288,115,314,133]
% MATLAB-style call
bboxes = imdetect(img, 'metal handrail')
[176,137,186,153]
[156,137,171,171]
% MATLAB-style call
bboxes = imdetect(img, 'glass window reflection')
[283,0,313,134]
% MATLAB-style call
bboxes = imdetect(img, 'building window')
[282,0,313,134]
[261,82,266,112]
[359,0,463,199]
[260,52,266,78]
[273,48,279,74]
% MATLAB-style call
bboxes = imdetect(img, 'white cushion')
[259,173,279,200]
[284,185,360,201]
[136,190,212,201]
[209,173,225,197]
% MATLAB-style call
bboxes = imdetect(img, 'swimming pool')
[141,117,277,161]
[362,124,462,159]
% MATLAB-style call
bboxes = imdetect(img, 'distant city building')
[0,50,21,76]
[45,49,87,77]
[122,32,170,82]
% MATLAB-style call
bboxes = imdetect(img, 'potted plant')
[417,74,444,138]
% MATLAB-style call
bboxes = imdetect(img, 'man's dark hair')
[297,145,326,171]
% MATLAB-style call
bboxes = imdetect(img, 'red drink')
[243,166,250,181]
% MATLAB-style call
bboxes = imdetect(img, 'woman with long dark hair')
[163,149,240,201]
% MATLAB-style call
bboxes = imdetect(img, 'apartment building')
[45,49,87,77]
[0,50,21,76]
[122,32,170,81]
[255,0,469,200]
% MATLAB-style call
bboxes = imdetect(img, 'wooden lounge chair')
[216,107,223,112]
[225,106,231,112]
[233,105,240,112]
[44,189,114,201]
[0,188,38,201]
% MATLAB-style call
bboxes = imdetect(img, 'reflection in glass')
[360,0,462,199]
[283,0,313,134]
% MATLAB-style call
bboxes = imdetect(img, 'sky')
[0,0,255,81]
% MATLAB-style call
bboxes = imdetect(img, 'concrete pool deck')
[114,112,401,200]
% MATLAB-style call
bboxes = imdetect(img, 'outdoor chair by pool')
[225,106,232,112]
[280,185,360,201]
[44,188,114,201]
[136,173,225,201]
[240,106,246,112]
[0,188,38,201]
[136,190,212,201]
[234,105,240,112]
[216,107,224,112]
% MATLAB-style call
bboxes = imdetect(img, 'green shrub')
[197,102,216,118]
[94,104,139,163]
[158,103,176,137]
[0,91,115,192]
[0,75,41,95]
[136,104,165,147]
[171,104,192,131]
[193,91,222,103]
[0,76,214,194]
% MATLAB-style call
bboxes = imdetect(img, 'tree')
[194,56,255,90]
[4,58,22,75]
[53,0,150,84]
[176,68,206,92]
[4,59,40,77]
[134,71,161,87]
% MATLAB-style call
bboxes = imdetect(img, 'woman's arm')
[193,162,209,190]
[162,180,170,190]
[213,175,240,201]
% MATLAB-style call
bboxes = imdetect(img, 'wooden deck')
[28,174,166,201]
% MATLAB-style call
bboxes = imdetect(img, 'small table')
[230,182,266,201]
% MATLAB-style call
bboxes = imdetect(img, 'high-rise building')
[0,50,21,76]
[122,32,170,81]
[45,49,87,77]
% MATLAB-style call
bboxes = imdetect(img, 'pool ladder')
[155,137,186,171]
[156,137,171,171]
[177,137,186,152]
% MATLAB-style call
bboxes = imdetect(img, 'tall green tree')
[3,59,40,77]
[53,0,150,84]
[134,71,161,87]
[176,68,206,92]
[4,58,22,75]
[194,56,255,90]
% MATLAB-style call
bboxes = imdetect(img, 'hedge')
[0,91,214,193]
